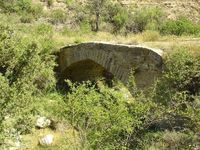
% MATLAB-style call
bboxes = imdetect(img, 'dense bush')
[59,80,133,149]
[151,49,200,138]
[153,49,200,105]
[126,49,200,149]
[160,17,200,36]
[0,22,56,144]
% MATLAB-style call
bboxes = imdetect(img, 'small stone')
[39,134,54,146]
[36,117,51,129]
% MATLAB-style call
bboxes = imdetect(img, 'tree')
[87,0,108,32]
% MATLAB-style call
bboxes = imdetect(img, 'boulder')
[36,117,51,129]
[39,134,54,146]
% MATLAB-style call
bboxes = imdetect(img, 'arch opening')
[61,59,114,84]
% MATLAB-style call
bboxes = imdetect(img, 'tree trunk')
[95,12,100,32]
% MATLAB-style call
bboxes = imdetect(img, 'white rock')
[39,134,54,146]
[36,117,51,128]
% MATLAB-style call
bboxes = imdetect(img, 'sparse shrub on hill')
[64,0,74,6]
[0,0,43,20]
[50,9,67,24]
[47,0,53,8]
[20,13,34,23]
[126,6,165,33]
[15,0,32,12]
[106,2,128,33]
[30,3,43,19]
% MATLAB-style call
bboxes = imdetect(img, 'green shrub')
[64,0,74,6]
[30,3,43,19]
[15,0,32,12]
[160,17,200,36]
[106,3,128,33]
[20,13,34,23]
[35,23,53,37]
[59,80,133,149]
[0,22,56,141]
[151,49,200,133]
[0,0,43,19]
[0,0,16,13]
[47,0,53,8]
[50,9,66,24]
[153,49,200,104]
[126,6,165,33]
[79,20,91,33]
[0,0,28,13]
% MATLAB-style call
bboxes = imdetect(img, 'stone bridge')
[58,42,163,88]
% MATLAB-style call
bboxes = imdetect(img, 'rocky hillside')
[33,0,200,23]
[126,0,200,23]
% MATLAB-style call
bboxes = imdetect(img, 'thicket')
[0,22,56,148]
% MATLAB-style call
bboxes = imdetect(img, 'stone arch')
[58,42,163,88]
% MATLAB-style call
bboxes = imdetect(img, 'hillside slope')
[34,0,200,23]
[124,0,200,23]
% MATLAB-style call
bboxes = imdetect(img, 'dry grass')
[53,27,200,56]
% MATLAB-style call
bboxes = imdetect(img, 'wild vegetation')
[0,0,199,149]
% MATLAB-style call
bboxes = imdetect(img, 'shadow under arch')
[58,59,114,89]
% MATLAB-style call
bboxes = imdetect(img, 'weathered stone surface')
[39,134,54,146]
[58,42,163,88]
